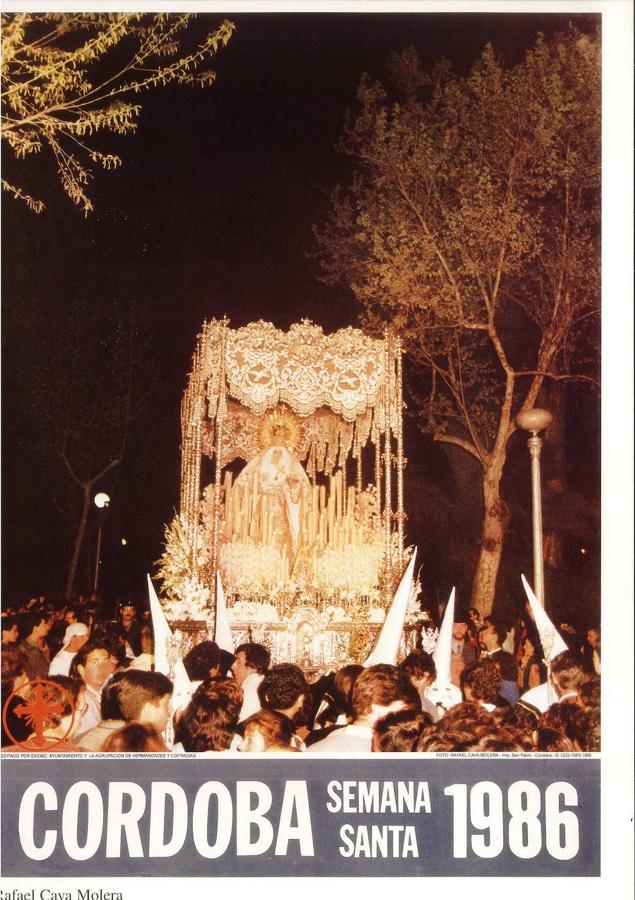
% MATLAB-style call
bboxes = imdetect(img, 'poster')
[1,2,632,899]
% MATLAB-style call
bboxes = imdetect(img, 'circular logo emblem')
[2,678,77,751]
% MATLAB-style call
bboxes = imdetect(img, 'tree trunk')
[541,380,568,569]
[470,462,509,617]
[65,483,92,600]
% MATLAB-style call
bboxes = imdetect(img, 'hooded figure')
[424,588,463,713]
[48,622,89,677]
[518,575,568,714]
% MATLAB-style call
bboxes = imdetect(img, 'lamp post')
[93,492,111,592]
[515,408,553,606]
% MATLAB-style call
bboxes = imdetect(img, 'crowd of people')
[1,591,601,754]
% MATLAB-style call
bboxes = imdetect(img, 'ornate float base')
[170,617,421,675]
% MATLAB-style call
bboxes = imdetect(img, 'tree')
[314,29,600,615]
[1,12,234,214]
[30,292,150,598]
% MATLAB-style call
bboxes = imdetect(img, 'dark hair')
[431,701,495,742]
[21,609,49,639]
[1,615,18,633]
[183,641,221,681]
[399,650,436,682]
[333,664,363,709]
[461,659,502,704]
[69,639,111,677]
[242,709,297,751]
[351,664,420,720]
[177,690,241,752]
[100,670,127,719]
[492,703,539,733]
[466,729,530,753]
[569,706,600,752]
[115,670,173,722]
[65,608,92,628]
[218,649,235,677]
[103,723,167,753]
[482,617,507,645]
[193,677,243,707]
[1,646,27,698]
[492,650,517,681]
[90,623,128,665]
[235,642,270,674]
[535,702,579,752]
[550,650,593,695]
[372,709,432,752]
[416,701,528,753]
[416,702,494,752]
[261,664,308,711]
[578,675,600,709]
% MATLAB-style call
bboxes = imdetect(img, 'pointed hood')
[423,586,462,711]
[521,574,568,661]
[432,586,456,684]
[215,571,235,654]
[147,574,193,710]
[363,550,417,667]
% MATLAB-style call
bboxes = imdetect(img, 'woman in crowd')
[516,632,547,692]
[103,722,168,752]
[240,709,300,752]
[175,682,242,753]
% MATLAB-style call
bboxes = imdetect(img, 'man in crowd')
[231,642,270,721]
[460,658,505,711]
[118,602,142,657]
[49,621,90,676]
[307,664,420,753]
[450,619,478,687]
[260,663,309,748]
[115,670,174,738]
[72,639,113,735]
[478,618,518,694]
[399,651,438,720]
[183,640,221,687]
[18,609,52,679]
[73,670,127,751]
[549,650,593,705]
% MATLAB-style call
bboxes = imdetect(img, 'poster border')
[1,0,632,897]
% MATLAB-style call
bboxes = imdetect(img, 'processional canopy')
[158,318,411,668]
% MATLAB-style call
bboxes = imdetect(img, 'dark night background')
[2,12,600,621]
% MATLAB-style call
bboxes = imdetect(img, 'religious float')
[157,319,431,670]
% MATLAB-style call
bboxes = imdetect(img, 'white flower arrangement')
[313,540,384,598]
[157,486,403,625]
[155,515,211,620]
[228,600,279,623]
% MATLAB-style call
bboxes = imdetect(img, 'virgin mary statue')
[233,438,311,567]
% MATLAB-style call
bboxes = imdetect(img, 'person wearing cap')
[48,622,90,677]
[118,602,142,657]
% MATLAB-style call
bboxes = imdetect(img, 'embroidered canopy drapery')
[179,318,405,601]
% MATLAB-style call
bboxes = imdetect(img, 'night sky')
[2,11,600,606]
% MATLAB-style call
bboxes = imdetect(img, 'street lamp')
[93,492,111,592]
[515,408,553,606]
